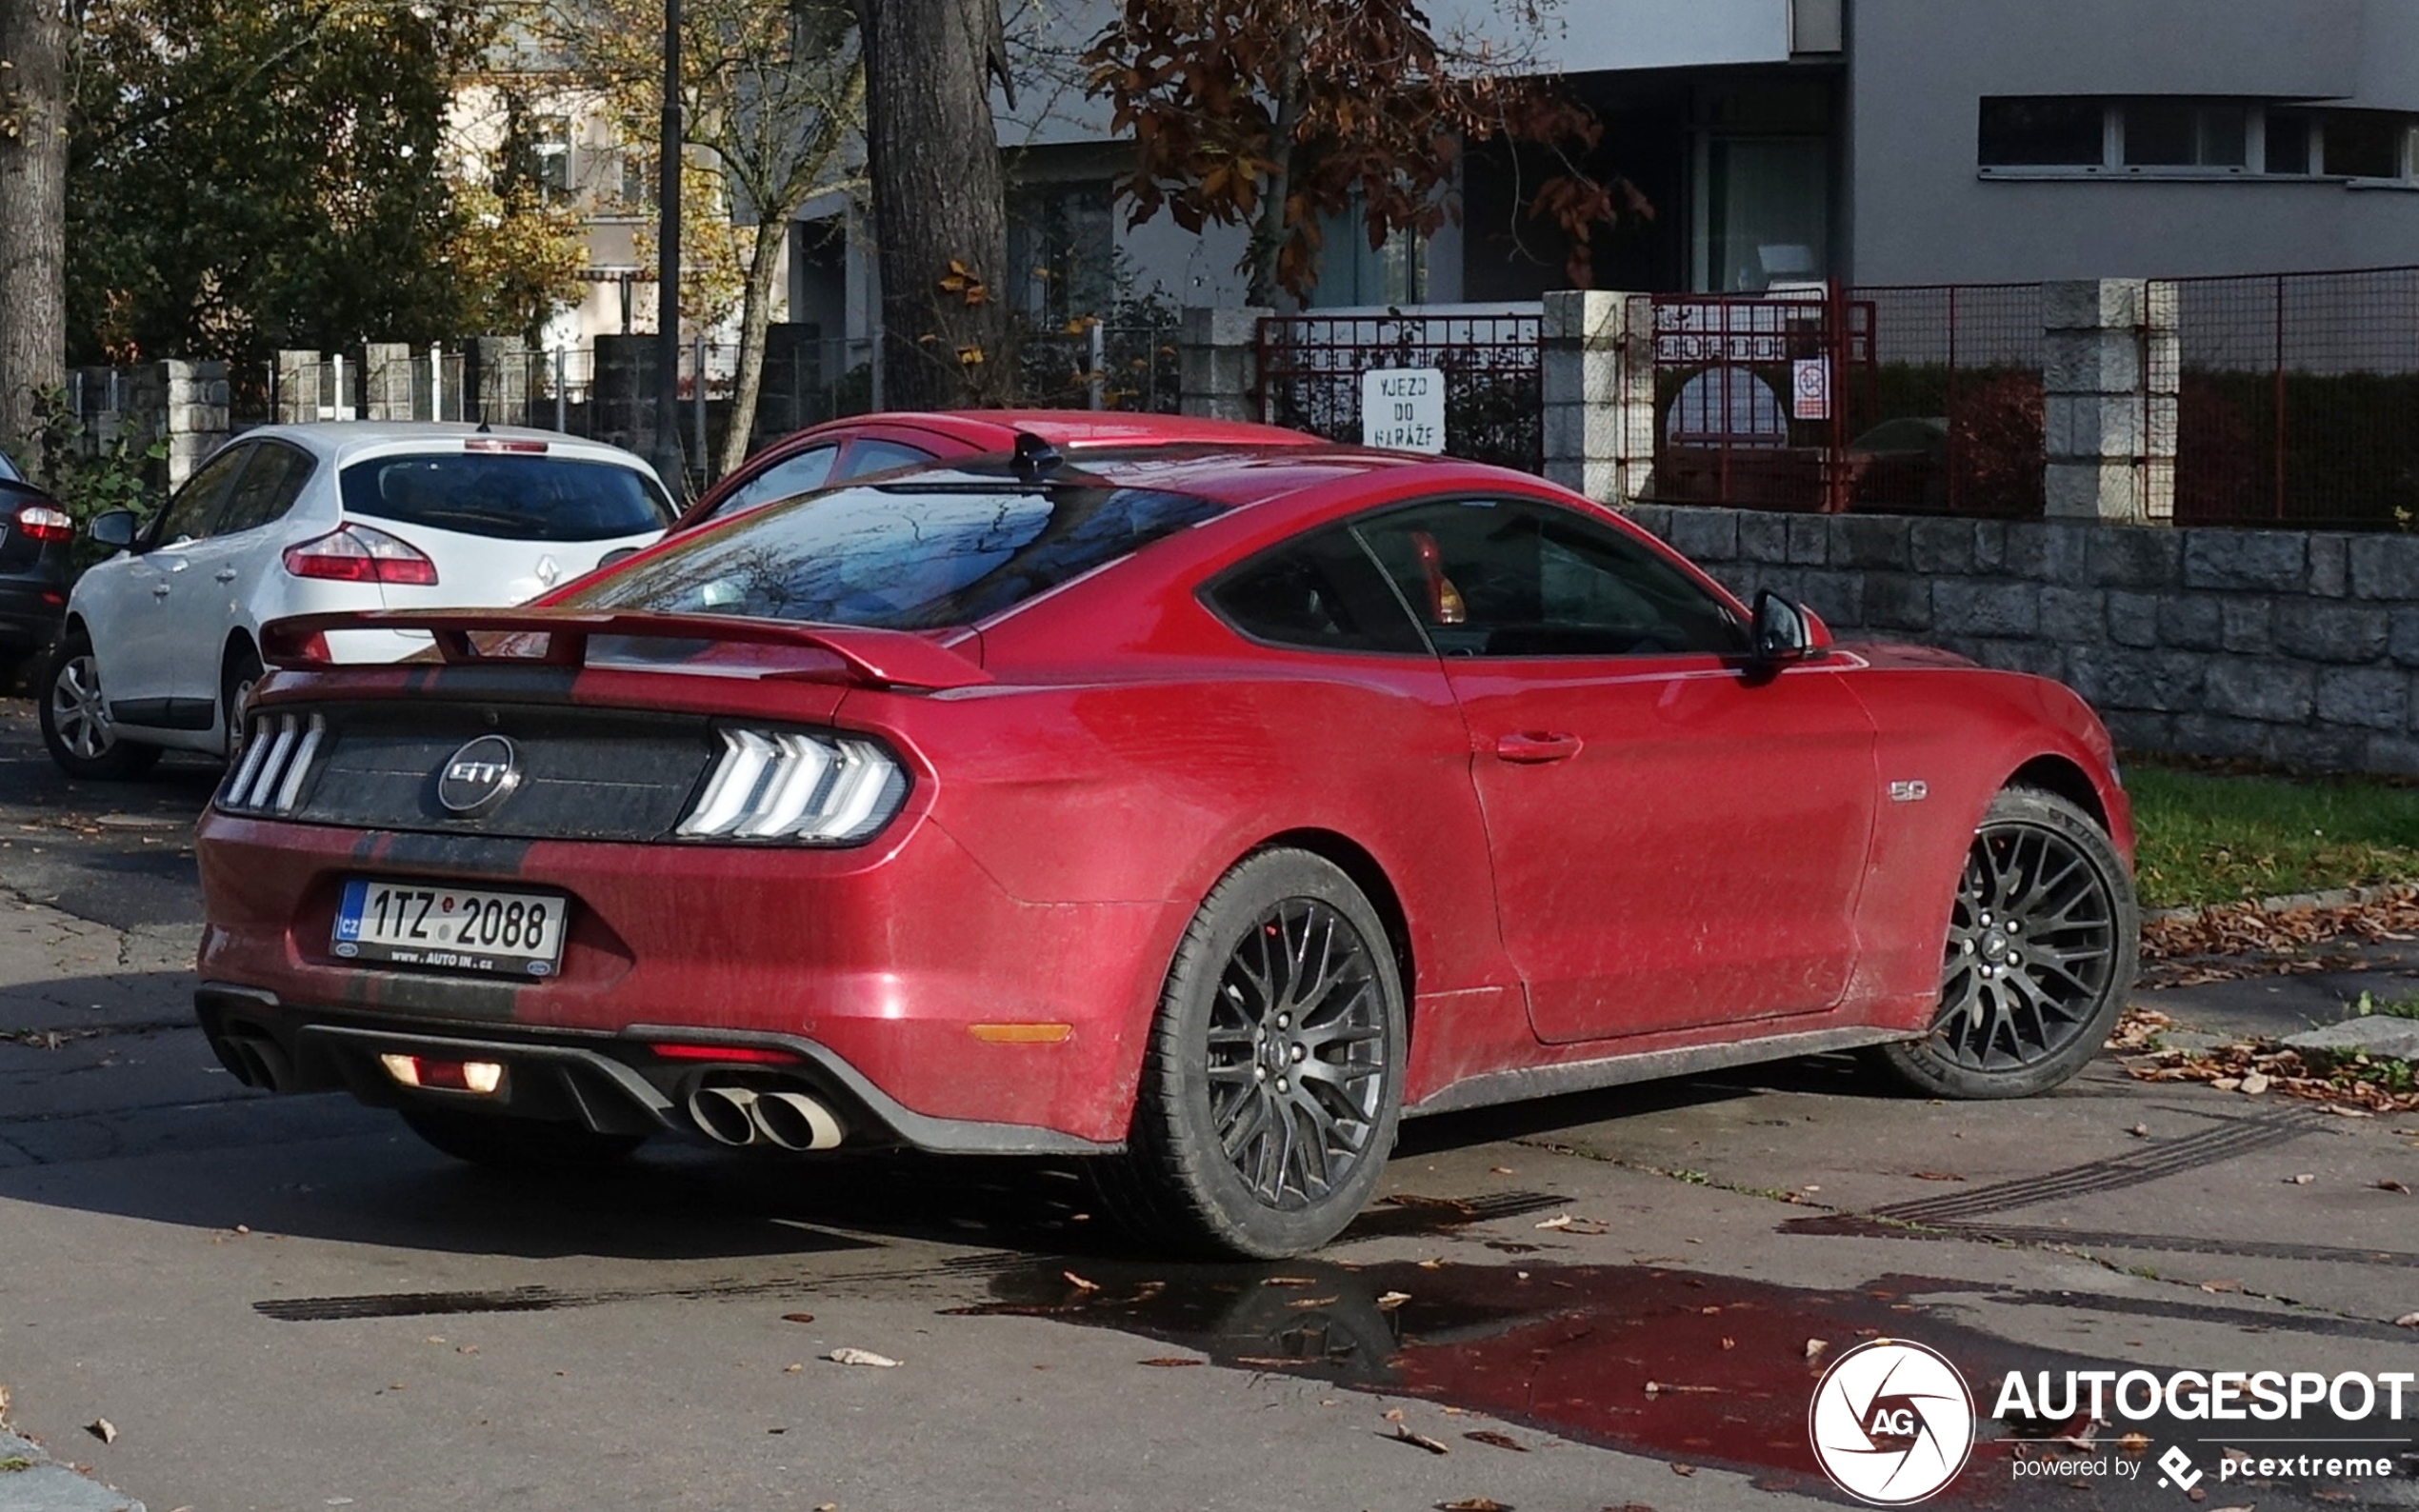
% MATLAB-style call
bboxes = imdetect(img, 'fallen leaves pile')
[2142,887,2419,986]
[2107,1007,2419,1114]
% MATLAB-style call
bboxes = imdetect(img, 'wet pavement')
[3,698,2417,1512]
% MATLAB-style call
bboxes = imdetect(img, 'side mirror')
[1749,588,1826,668]
[89,509,138,550]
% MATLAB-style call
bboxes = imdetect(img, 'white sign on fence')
[1790,357,1831,422]
[1361,368,1446,452]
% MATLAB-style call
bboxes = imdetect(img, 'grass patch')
[2127,762,2419,909]
[2349,989,2419,1021]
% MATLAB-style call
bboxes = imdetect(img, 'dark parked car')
[0,448,74,676]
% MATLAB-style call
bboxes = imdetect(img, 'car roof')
[790,410,1319,451]
[227,422,653,470]
[874,446,1555,513]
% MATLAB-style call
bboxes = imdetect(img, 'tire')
[221,642,264,760]
[38,629,161,781]
[1873,786,2140,1100]
[399,1106,648,1170]
[1098,847,1406,1259]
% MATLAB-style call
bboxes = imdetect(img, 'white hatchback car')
[42,422,674,778]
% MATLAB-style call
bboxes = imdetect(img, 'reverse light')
[12,503,73,544]
[283,523,439,585]
[676,727,907,844]
[379,1054,505,1094]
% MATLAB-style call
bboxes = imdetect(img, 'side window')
[708,445,837,522]
[148,444,251,547]
[835,439,937,480]
[1353,499,1749,658]
[214,442,315,535]
[1205,526,1429,654]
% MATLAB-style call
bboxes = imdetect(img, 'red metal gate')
[1643,287,1873,512]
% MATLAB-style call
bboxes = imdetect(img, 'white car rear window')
[340,454,672,543]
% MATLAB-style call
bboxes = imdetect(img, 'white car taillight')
[283,523,439,585]
[676,728,907,844]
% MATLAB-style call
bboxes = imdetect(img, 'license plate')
[333,880,568,977]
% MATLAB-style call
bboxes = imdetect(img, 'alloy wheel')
[1934,821,2120,1070]
[50,654,113,760]
[1204,899,1389,1211]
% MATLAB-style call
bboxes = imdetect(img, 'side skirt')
[1403,1025,1914,1120]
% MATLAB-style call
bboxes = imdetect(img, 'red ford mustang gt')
[193,442,2137,1257]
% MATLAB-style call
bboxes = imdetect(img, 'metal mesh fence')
[2170,267,2419,528]
[1850,283,2044,517]
[1255,308,1542,471]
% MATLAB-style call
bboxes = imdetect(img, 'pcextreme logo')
[1809,1339,1978,1504]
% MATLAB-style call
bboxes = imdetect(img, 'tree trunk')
[854,0,1014,409]
[0,0,67,455]
[719,214,787,477]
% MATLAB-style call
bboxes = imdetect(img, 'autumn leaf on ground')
[1438,1499,1512,1511]
[86,1419,116,1443]
[1464,1430,1527,1451]
[780,1313,815,1324]
[1062,1271,1101,1292]
[826,1347,900,1368]
[1138,1358,1202,1367]
[1805,1339,1829,1360]
[1385,1425,1451,1454]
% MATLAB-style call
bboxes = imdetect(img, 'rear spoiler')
[258,609,990,691]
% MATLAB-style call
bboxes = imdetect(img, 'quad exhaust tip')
[688,1084,762,1146]
[686,1083,846,1151]
[751,1090,845,1151]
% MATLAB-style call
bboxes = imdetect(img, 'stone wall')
[1623,504,2419,775]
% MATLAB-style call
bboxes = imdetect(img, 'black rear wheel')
[1099,848,1405,1258]
[1874,786,2138,1099]
[399,1106,648,1169]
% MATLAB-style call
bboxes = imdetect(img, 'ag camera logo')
[1809,1339,1976,1504]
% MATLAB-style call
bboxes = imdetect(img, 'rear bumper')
[195,984,1118,1154]
[194,810,1186,1145]
[0,573,66,650]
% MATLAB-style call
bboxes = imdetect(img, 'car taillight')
[676,728,907,844]
[282,523,438,585]
[13,504,73,544]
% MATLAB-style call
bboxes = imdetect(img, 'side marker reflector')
[968,1024,1072,1044]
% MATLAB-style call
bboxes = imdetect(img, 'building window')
[2266,110,2316,174]
[2323,111,2407,178]
[1305,194,1429,308]
[1979,96,2417,182]
[533,114,573,201]
[1007,181,1113,322]
[2122,101,2247,169]
[1979,97,2104,167]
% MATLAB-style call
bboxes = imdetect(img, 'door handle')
[1494,731,1584,765]
[214,568,238,583]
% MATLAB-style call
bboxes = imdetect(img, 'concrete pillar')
[1541,289,1656,507]
[160,360,229,489]
[273,350,319,425]
[2041,279,2179,524]
[1177,306,1274,423]
[361,343,413,422]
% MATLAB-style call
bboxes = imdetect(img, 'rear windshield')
[565,480,1226,629]
[340,453,673,543]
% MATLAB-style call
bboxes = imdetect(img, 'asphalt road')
[2,696,2417,1512]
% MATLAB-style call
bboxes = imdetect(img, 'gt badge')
[436,734,522,817]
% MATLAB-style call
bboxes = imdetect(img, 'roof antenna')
[475,417,493,433]
[1011,430,1063,485]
